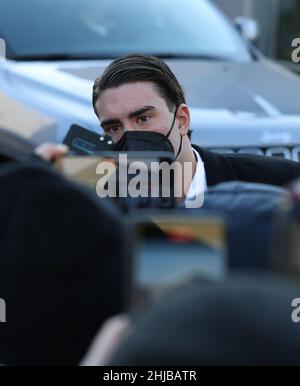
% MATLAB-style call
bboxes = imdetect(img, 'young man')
[92,55,300,192]
[39,54,300,197]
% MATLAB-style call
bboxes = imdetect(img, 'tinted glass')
[0,0,250,61]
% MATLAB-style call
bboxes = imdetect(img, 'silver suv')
[0,0,300,160]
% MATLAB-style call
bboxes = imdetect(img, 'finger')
[35,143,69,161]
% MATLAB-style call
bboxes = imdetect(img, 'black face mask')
[113,109,183,159]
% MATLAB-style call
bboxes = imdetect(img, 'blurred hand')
[35,143,69,161]
[80,314,131,366]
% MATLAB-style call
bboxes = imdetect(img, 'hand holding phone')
[63,124,114,154]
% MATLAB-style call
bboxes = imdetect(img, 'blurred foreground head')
[0,161,128,366]
[110,274,300,366]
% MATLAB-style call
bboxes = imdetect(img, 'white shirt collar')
[185,148,207,208]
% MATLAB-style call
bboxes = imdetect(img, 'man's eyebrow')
[100,118,121,128]
[128,106,155,119]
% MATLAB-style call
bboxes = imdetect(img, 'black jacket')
[193,145,300,188]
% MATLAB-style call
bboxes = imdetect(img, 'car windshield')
[0,0,251,61]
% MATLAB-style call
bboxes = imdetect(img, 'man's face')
[95,81,182,153]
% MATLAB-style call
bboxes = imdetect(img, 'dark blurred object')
[272,178,300,279]
[0,128,34,163]
[63,124,114,155]
[0,161,130,366]
[201,181,287,271]
[110,273,300,366]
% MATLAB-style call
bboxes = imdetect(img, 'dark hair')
[92,54,192,139]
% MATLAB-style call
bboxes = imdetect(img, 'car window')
[0,0,251,61]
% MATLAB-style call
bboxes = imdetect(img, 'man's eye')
[138,116,151,123]
[109,126,121,133]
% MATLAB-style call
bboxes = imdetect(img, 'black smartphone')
[63,124,114,154]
